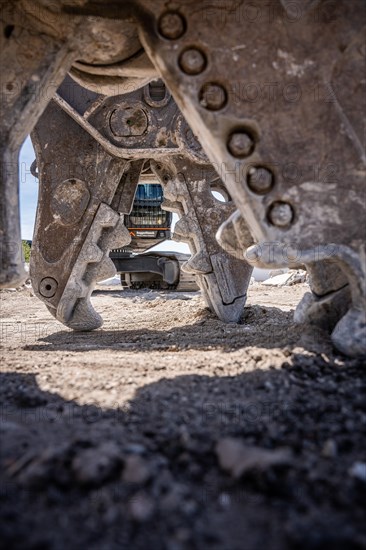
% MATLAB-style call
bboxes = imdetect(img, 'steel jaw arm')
[129,0,366,356]
[0,0,156,289]
[0,10,81,288]
[151,158,253,323]
[30,98,141,330]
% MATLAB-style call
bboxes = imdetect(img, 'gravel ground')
[0,284,365,549]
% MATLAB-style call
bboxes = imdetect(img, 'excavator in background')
[28,163,198,291]
[110,172,198,291]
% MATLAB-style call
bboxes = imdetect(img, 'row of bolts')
[157,10,295,229]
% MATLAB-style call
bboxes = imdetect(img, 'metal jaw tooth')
[294,253,366,357]
[52,204,130,331]
[183,251,212,274]
[216,210,254,260]
[86,243,104,263]
[152,164,182,204]
[154,160,254,323]
[294,261,351,333]
[97,257,117,282]
[162,179,179,203]
[161,199,182,213]
[173,215,200,243]
[28,91,134,329]
[294,286,351,332]
[332,307,366,358]
[0,19,78,289]
[295,280,366,358]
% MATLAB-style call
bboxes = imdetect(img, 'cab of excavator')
[124,183,172,252]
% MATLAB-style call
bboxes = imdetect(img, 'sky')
[18,136,189,253]
[19,136,40,240]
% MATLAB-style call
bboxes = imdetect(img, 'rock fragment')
[72,442,121,485]
[215,437,292,478]
[349,462,366,483]
[122,455,150,484]
[129,491,155,521]
[321,439,337,458]
[18,444,71,488]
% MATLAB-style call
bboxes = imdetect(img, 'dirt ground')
[0,284,365,550]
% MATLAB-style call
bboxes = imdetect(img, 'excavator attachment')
[0,0,364,354]
[30,78,253,327]
[129,0,366,356]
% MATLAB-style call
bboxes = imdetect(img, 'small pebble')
[349,462,366,482]
[122,455,150,484]
[321,439,337,458]
[129,492,155,521]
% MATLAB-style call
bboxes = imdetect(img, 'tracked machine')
[0,0,365,356]
[110,178,198,291]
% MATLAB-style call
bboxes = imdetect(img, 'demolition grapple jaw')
[30,79,253,328]
[0,0,365,356]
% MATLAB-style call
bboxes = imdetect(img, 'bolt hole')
[4,25,14,39]
[45,284,52,291]
[148,80,166,102]
[179,47,207,75]
[247,166,274,195]
[143,79,170,107]
[158,11,186,40]
[210,182,231,203]
[212,191,226,202]
[211,190,230,203]
[163,175,169,182]
[199,82,227,111]
[6,82,14,91]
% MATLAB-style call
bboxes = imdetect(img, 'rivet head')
[158,12,186,40]
[39,277,58,298]
[247,166,274,194]
[199,83,227,111]
[227,131,254,158]
[179,48,207,75]
[268,202,294,227]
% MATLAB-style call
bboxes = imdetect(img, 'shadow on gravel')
[24,304,333,355]
[1,362,365,550]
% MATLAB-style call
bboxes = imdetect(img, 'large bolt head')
[39,277,58,298]
[227,131,255,158]
[268,202,294,227]
[199,83,227,111]
[179,48,207,75]
[158,12,186,40]
[247,167,274,194]
[109,107,148,138]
